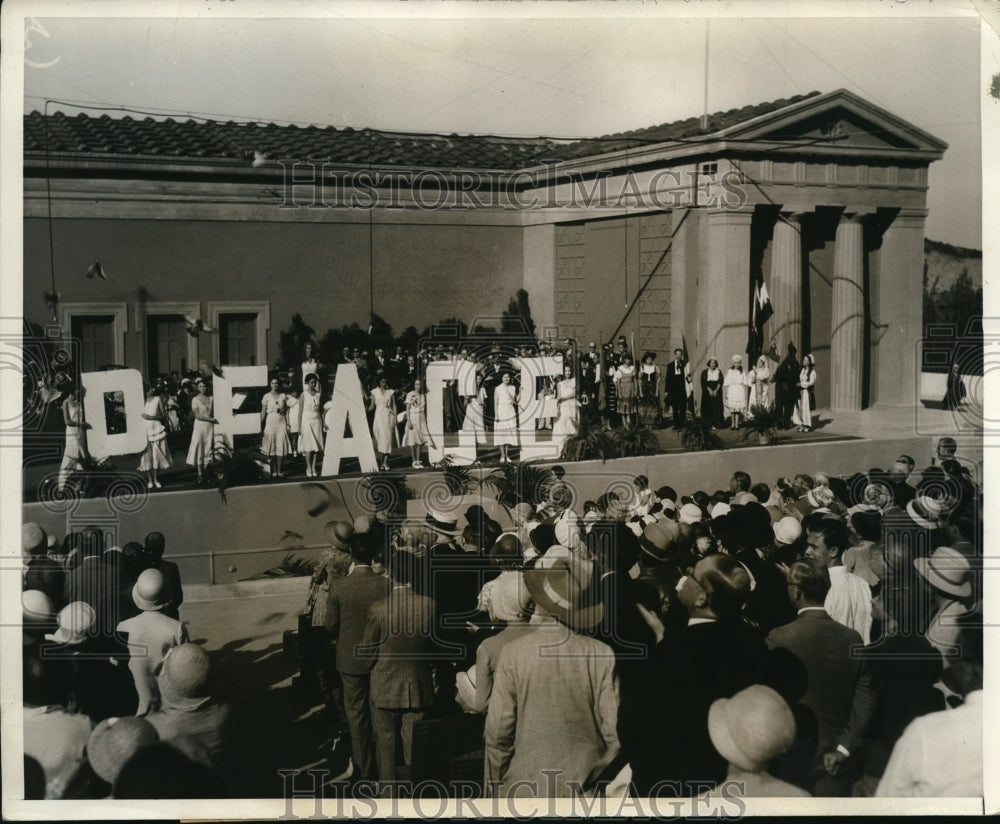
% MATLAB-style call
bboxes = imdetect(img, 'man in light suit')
[765,559,877,796]
[326,539,389,784]
[359,549,436,794]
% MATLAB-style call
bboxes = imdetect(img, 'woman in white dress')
[298,372,324,477]
[493,370,519,464]
[403,377,431,469]
[461,371,488,448]
[723,355,748,430]
[794,354,818,432]
[552,364,579,438]
[139,385,172,489]
[369,377,397,470]
[58,388,88,490]
[260,377,291,479]
[301,342,319,389]
[186,378,218,484]
[286,388,300,455]
[745,355,773,418]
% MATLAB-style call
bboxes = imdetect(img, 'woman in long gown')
[186,378,218,484]
[614,354,637,427]
[298,372,324,477]
[793,354,818,432]
[700,358,724,428]
[58,388,88,490]
[552,364,580,438]
[723,355,748,430]
[369,377,397,470]
[638,352,662,427]
[461,372,488,449]
[260,377,291,479]
[300,342,319,390]
[493,371,519,464]
[746,355,773,417]
[403,378,431,469]
[139,385,172,489]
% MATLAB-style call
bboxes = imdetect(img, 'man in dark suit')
[632,553,767,797]
[729,505,796,635]
[359,549,436,794]
[664,348,689,429]
[326,538,389,783]
[774,343,799,429]
[765,559,877,796]
[144,532,183,621]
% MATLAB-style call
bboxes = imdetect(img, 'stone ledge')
[183,575,311,603]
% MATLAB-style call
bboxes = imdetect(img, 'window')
[207,301,271,369]
[219,313,258,366]
[71,316,115,372]
[147,315,189,377]
[60,303,129,370]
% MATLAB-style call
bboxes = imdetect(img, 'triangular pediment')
[715,89,947,154]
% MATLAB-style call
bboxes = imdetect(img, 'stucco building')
[24,88,946,410]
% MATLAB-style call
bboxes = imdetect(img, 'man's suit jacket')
[628,618,768,797]
[63,557,104,611]
[735,548,796,635]
[154,559,184,620]
[765,609,876,756]
[360,585,436,710]
[664,360,687,401]
[325,566,389,675]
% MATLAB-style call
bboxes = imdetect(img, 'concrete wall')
[24,218,525,367]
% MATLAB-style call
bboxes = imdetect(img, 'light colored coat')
[484,619,619,797]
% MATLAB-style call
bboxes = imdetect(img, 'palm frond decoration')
[204,438,264,503]
[680,417,727,452]
[438,454,479,497]
[358,472,417,520]
[611,421,662,458]
[560,415,617,463]
[741,404,785,446]
[481,461,554,510]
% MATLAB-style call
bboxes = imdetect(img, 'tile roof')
[24,92,821,171]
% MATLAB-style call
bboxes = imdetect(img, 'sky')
[18,3,986,249]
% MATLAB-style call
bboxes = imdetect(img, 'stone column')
[704,209,754,366]
[830,213,867,411]
[768,212,804,354]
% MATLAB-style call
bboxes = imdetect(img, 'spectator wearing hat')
[876,614,983,797]
[360,549,436,793]
[731,506,795,635]
[116,568,189,716]
[888,456,916,507]
[765,560,877,796]
[699,685,810,798]
[844,510,886,594]
[112,740,221,799]
[62,528,105,611]
[22,654,93,799]
[457,564,532,714]
[22,590,57,649]
[914,546,976,666]
[324,538,389,783]
[804,517,872,645]
[22,522,48,578]
[44,601,138,721]
[772,516,804,566]
[632,554,767,797]
[485,550,619,797]
[24,555,66,614]
[87,717,159,795]
[143,532,183,621]
[146,644,231,768]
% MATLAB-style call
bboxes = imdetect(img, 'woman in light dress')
[462,371,489,448]
[58,388,88,490]
[260,377,292,479]
[139,385,172,489]
[552,364,580,438]
[793,354,818,432]
[745,355,773,418]
[493,371,519,464]
[286,388,300,455]
[614,353,638,427]
[298,372,324,477]
[301,342,319,389]
[186,378,218,484]
[369,377,397,470]
[723,355,748,430]
[403,377,432,469]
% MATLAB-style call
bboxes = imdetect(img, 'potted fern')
[611,420,662,458]
[741,404,784,446]
[559,416,617,463]
[681,417,726,452]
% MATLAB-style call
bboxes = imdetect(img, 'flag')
[682,333,695,412]
[749,276,773,361]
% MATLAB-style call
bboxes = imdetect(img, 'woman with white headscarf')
[723,355,748,429]
[793,354,817,432]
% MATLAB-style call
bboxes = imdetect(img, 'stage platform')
[21,405,983,586]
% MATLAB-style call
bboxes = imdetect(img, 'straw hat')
[88,717,159,784]
[523,549,602,630]
[708,685,796,771]
[424,506,461,538]
[47,601,96,645]
[913,547,972,598]
[132,569,172,612]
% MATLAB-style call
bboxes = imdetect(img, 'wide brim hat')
[708,685,795,771]
[639,519,680,563]
[48,601,96,645]
[913,546,972,598]
[132,569,172,612]
[424,506,462,537]
[88,717,159,784]
[523,549,603,630]
[325,520,356,551]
